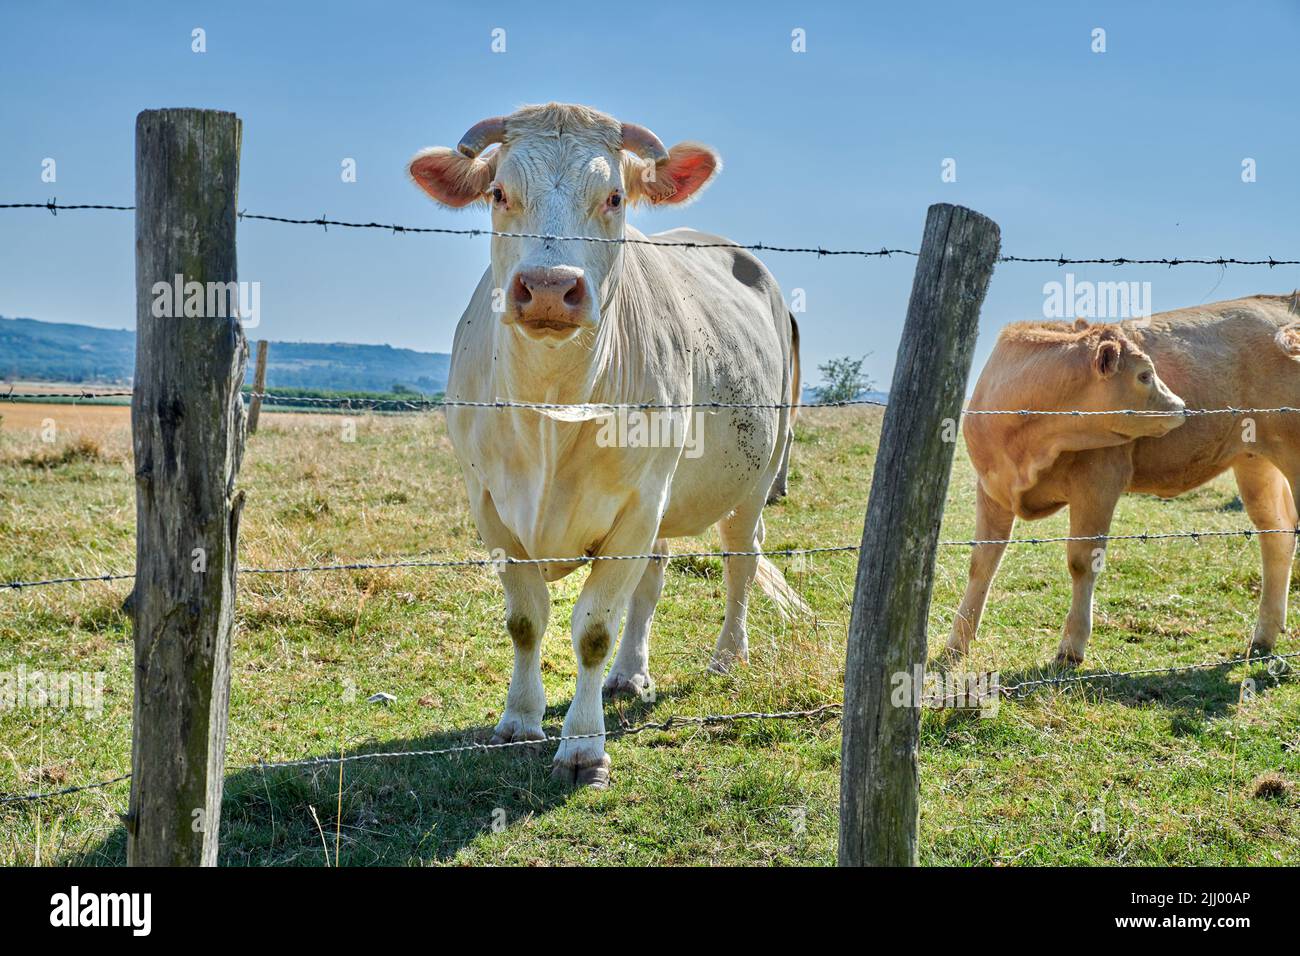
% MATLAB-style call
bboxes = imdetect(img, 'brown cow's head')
[1073,320,1185,438]
[408,103,720,346]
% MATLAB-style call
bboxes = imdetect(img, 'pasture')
[1,401,1297,865]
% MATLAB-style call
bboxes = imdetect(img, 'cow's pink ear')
[1094,339,1122,377]
[408,147,496,209]
[629,142,721,206]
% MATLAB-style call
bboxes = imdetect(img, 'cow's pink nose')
[510,267,588,323]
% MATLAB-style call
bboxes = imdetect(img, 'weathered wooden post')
[248,340,269,433]
[128,108,246,866]
[839,203,1000,866]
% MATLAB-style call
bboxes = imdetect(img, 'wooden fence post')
[248,340,268,433]
[128,108,245,866]
[839,203,1000,866]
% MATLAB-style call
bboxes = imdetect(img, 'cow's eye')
[607,191,623,209]
[490,185,506,206]
[1139,370,1153,385]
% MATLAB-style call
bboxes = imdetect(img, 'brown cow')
[948,293,1300,665]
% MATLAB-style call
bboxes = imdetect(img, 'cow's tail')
[1274,318,1300,360]
[765,313,801,505]
[755,555,812,618]
[789,313,802,425]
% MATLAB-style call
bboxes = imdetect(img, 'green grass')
[1,407,1297,865]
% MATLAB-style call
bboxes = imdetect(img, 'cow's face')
[408,104,720,346]
[1081,327,1186,437]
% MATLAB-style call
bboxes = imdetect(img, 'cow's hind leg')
[945,483,1015,658]
[603,538,668,700]
[708,500,766,674]
[1234,457,1297,654]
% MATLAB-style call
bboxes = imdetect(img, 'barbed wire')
[243,391,888,411]
[10,386,1300,421]
[4,201,1297,266]
[0,705,840,806]
[0,773,134,806]
[999,650,1300,698]
[7,528,1299,592]
[1,545,861,591]
[3,387,134,401]
[8,642,1297,805]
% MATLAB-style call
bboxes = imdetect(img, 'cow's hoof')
[1248,628,1280,657]
[937,642,967,666]
[1053,651,1084,668]
[603,672,654,700]
[551,754,611,789]
[707,648,747,675]
[489,718,546,747]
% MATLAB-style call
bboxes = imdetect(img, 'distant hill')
[0,316,450,393]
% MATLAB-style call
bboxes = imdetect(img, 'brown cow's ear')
[1073,318,1090,332]
[1094,339,1122,377]
[408,147,498,209]
[625,142,721,206]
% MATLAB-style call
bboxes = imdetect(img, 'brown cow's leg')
[1057,477,1125,666]
[1234,457,1297,654]
[945,483,1014,657]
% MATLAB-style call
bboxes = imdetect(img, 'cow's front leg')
[554,532,656,788]
[1058,481,1124,666]
[946,483,1015,658]
[468,487,550,745]
[491,560,550,744]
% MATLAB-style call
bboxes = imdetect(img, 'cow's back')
[1127,294,1300,493]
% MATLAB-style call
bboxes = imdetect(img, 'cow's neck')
[492,307,626,408]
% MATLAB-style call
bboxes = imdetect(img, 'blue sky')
[1,0,1297,387]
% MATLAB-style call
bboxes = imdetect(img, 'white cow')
[408,103,802,787]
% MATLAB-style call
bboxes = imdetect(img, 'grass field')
[1,400,1297,866]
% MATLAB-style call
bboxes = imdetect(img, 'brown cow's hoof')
[551,755,611,789]
[1054,651,1084,668]
[1248,636,1278,657]
[937,643,967,667]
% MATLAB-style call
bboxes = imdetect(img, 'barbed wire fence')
[2,195,1299,815]
[5,199,1300,266]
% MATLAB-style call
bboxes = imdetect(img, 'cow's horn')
[621,122,669,166]
[457,116,507,158]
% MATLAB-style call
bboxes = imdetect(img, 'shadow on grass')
[71,692,672,867]
[989,658,1291,720]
